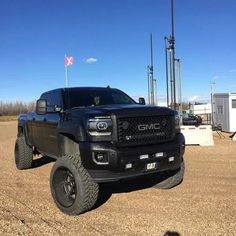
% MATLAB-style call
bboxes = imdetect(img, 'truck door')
[32,90,62,157]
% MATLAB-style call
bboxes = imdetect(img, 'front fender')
[57,119,86,142]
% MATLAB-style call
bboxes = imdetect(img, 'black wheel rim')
[52,167,77,208]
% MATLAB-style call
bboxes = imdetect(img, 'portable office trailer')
[192,104,211,115]
[192,103,212,124]
[213,93,236,132]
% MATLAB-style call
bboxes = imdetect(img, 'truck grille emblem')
[97,122,108,130]
[138,123,160,131]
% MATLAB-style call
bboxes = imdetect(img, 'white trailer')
[192,103,211,115]
[213,93,236,132]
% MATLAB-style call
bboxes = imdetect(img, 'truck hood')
[70,104,175,118]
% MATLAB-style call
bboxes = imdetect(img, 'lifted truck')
[15,87,185,215]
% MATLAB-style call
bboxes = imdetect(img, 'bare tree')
[0,101,35,116]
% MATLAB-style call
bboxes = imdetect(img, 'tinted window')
[52,90,63,107]
[40,93,50,106]
[40,90,63,112]
[66,89,136,108]
[41,91,62,106]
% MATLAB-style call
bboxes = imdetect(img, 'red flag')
[65,56,74,66]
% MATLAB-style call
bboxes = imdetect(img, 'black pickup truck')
[15,87,185,215]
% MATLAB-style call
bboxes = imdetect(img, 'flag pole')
[65,54,68,87]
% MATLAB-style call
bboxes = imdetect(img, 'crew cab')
[15,87,185,215]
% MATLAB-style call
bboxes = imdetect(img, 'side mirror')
[139,97,146,105]
[36,99,47,115]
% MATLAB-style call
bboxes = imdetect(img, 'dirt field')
[0,116,17,122]
[0,121,235,236]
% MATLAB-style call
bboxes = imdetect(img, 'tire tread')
[155,161,185,189]
[50,154,99,215]
[15,136,33,170]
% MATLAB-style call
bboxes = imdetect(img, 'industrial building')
[213,93,236,132]
[191,103,212,124]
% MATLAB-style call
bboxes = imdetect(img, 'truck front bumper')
[79,133,185,183]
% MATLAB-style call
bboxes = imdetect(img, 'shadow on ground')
[31,156,180,215]
[93,172,173,210]
[163,232,181,236]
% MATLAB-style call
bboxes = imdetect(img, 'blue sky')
[0,0,236,103]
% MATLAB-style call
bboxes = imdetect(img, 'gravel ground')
[0,121,235,236]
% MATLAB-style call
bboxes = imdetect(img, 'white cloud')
[188,96,199,102]
[84,57,98,64]
[213,75,226,80]
[187,95,211,103]
[212,75,220,80]
[212,75,226,81]
[229,69,236,73]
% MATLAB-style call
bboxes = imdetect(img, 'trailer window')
[217,106,223,114]
[232,99,236,108]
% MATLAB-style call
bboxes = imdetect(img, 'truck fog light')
[125,163,132,169]
[93,152,109,165]
[155,152,164,158]
[97,153,105,161]
[139,154,149,160]
[168,156,175,162]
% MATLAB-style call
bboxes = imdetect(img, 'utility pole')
[147,66,150,104]
[147,33,156,105]
[65,54,69,87]
[169,0,176,109]
[176,59,182,120]
[150,33,155,105]
[154,79,157,105]
[211,82,216,125]
[164,37,169,107]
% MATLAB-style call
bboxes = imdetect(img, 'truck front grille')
[117,115,174,146]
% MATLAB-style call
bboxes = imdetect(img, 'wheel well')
[18,126,24,136]
[17,125,32,146]
[58,133,80,157]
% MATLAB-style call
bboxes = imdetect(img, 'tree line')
[0,101,35,116]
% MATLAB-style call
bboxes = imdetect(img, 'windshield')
[65,88,136,108]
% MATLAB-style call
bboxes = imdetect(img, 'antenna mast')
[147,33,156,105]
[169,0,176,109]
[150,33,154,105]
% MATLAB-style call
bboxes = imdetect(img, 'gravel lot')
[0,121,235,236]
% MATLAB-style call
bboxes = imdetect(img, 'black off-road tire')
[50,154,99,215]
[154,160,185,189]
[15,135,33,170]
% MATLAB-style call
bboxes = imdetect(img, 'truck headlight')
[87,117,112,136]
[175,113,180,132]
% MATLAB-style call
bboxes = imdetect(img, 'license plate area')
[145,162,158,171]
